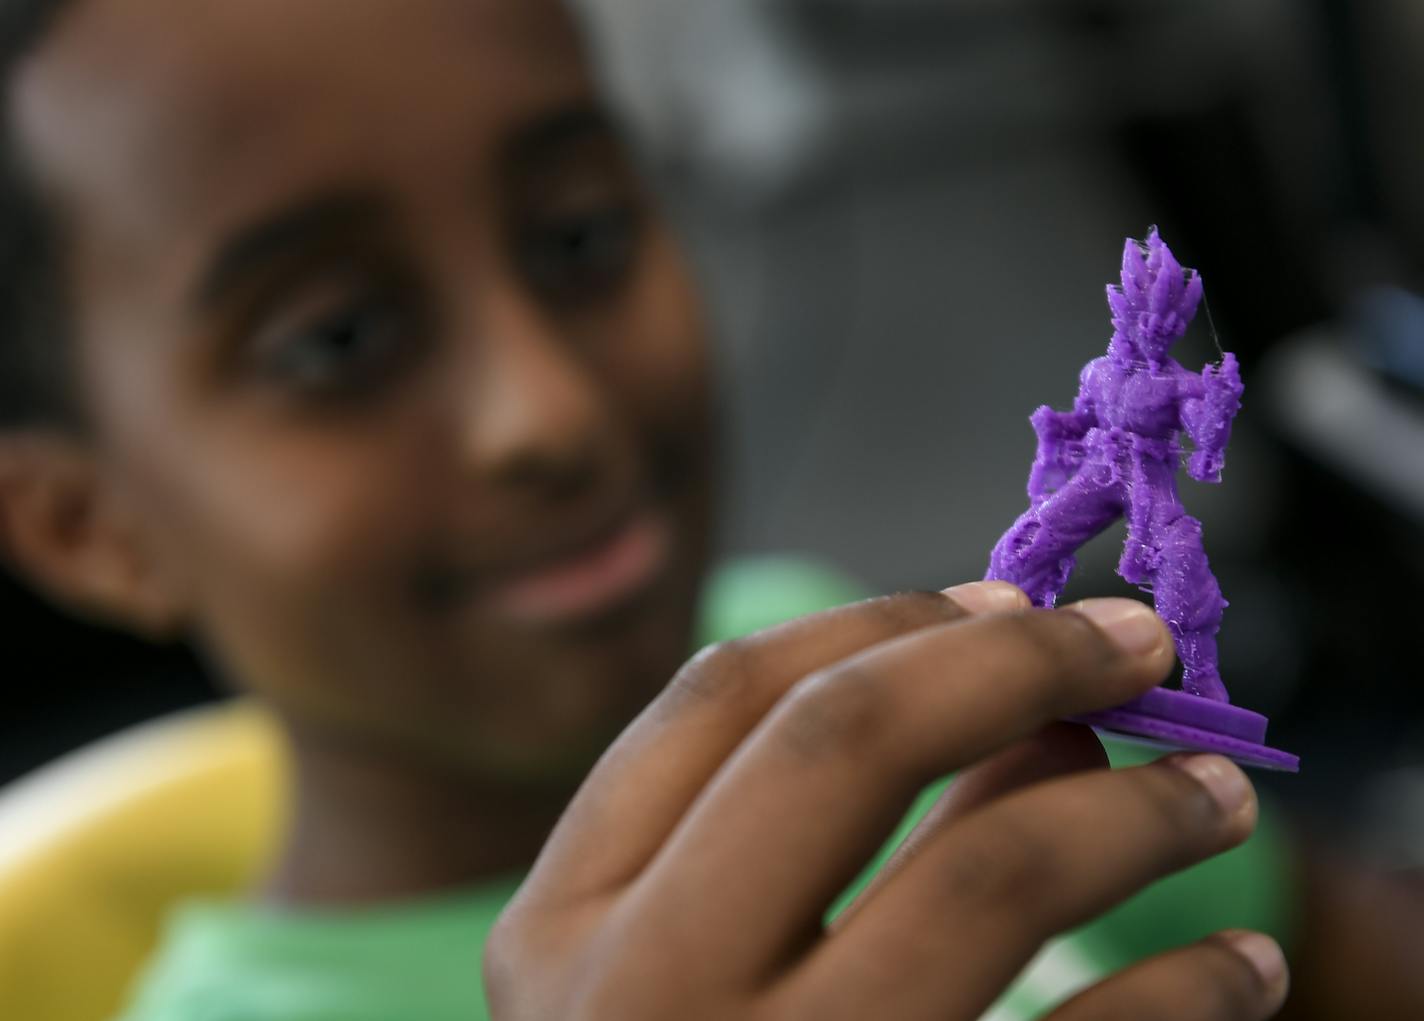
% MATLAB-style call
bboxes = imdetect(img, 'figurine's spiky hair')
[1106,227,1203,363]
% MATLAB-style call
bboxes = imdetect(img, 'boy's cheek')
[153,454,694,764]
[194,566,694,780]
[583,226,711,417]
[634,241,713,399]
[105,421,417,692]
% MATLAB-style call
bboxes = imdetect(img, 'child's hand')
[485,583,1287,1021]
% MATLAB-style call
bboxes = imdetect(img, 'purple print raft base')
[1070,687,1300,772]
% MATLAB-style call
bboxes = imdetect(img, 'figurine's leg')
[1121,459,1230,701]
[1118,455,1163,585]
[1146,513,1230,702]
[987,462,1122,608]
[987,505,1071,607]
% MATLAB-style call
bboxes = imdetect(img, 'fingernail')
[1221,930,1287,992]
[1170,754,1252,817]
[942,581,1028,615]
[1069,598,1164,656]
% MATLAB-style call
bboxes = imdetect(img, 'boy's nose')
[455,289,618,499]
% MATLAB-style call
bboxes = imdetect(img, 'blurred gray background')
[575,0,1326,588]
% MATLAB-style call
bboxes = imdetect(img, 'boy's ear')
[0,432,186,639]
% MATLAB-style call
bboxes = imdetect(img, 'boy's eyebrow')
[193,193,386,310]
[506,105,618,164]
[191,109,612,310]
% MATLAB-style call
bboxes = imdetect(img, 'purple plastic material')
[1069,690,1299,772]
[986,228,1299,772]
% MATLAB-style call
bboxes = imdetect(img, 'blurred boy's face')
[15,0,713,779]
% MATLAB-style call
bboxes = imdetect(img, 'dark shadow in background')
[0,569,218,784]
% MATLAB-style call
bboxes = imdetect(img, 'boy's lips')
[480,508,671,627]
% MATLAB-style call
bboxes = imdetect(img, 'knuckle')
[871,589,967,627]
[937,817,1057,915]
[1002,610,1118,703]
[778,663,891,761]
[655,592,963,723]
[570,937,727,1021]
[490,908,671,1021]
[980,611,1081,687]
[1003,609,1075,664]
[1138,767,1224,849]
[572,975,660,1021]
[483,909,534,1011]
[660,638,754,713]
[1045,607,1120,667]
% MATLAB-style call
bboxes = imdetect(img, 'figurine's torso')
[1083,354,1184,442]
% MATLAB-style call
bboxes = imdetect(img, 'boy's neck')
[262,723,570,907]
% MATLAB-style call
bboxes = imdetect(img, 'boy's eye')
[248,290,416,397]
[519,204,641,302]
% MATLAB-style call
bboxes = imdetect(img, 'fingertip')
[941,581,1030,615]
[1160,755,1259,852]
[1217,930,1290,1007]
[1066,598,1172,661]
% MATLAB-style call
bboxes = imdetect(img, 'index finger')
[619,601,1174,981]
[525,582,1028,903]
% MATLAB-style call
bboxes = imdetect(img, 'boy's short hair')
[0,0,81,428]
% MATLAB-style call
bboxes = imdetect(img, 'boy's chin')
[406,695,650,794]
[299,538,707,791]
[418,597,697,786]
[458,720,630,791]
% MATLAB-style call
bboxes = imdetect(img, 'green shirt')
[118,558,1294,1021]
[118,880,520,1021]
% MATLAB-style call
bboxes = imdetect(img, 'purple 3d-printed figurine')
[987,228,1298,771]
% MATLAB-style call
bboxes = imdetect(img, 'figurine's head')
[1105,228,1203,366]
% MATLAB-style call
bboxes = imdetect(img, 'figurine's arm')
[1026,375,1096,504]
[1180,352,1243,483]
